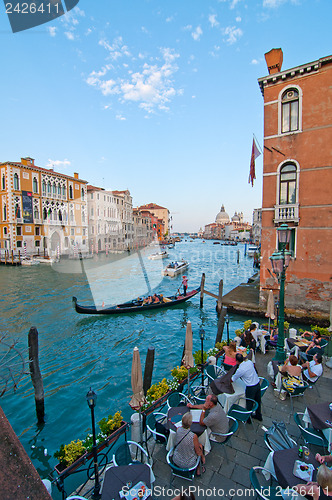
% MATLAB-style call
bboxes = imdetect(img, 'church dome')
[215,205,230,224]
[232,211,240,222]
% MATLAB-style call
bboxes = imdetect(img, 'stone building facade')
[258,49,332,322]
[0,157,88,256]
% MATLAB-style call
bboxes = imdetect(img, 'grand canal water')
[0,240,268,496]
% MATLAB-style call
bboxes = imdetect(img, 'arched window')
[69,185,73,199]
[14,173,19,190]
[33,177,38,193]
[62,185,66,198]
[15,202,21,219]
[53,184,56,197]
[281,89,299,133]
[34,207,39,220]
[42,180,46,196]
[58,185,61,197]
[43,208,47,220]
[59,210,62,222]
[2,174,5,190]
[280,163,297,205]
[81,188,85,200]
[47,182,51,195]
[3,204,7,220]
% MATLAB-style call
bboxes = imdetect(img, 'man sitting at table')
[301,353,323,384]
[293,464,332,500]
[232,353,263,421]
[187,394,229,442]
[316,453,332,465]
[299,332,325,362]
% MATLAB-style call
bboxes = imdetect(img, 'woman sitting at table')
[240,326,256,351]
[265,328,278,350]
[293,464,332,500]
[223,341,238,366]
[172,413,205,476]
[272,355,302,393]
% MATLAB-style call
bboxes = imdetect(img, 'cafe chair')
[264,432,297,452]
[250,466,280,500]
[209,416,238,460]
[259,377,270,399]
[66,497,90,500]
[294,412,329,453]
[166,447,200,483]
[280,381,309,413]
[146,412,168,452]
[113,440,149,467]
[166,391,191,410]
[205,364,225,381]
[228,397,259,429]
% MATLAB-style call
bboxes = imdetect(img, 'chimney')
[264,48,283,75]
[74,172,79,179]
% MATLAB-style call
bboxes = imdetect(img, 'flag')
[249,137,261,187]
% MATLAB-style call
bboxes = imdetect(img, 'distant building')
[252,208,262,244]
[203,204,251,240]
[138,203,170,237]
[133,208,154,246]
[204,222,224,240]
[215,205,230,225]
[0,157,88,256]
[258,49,332,322]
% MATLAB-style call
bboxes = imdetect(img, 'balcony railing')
[274,204,299,224]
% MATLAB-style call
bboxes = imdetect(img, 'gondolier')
[182,275,188,296]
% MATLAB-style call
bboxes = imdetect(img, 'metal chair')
[259,377,270,399]
[166,391,192,410]
[264,432,297,452]
[113,440,149,466]
[166,447,200,482]
[66,497,90,500]
[209,416,238,459]
[145,412,168,452]
[280,381,309,412]
[293,412,329,453]
[204,364,225,383]
[228,397,259,428]
[249,466,280,500]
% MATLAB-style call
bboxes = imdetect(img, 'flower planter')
[54,420,128,478]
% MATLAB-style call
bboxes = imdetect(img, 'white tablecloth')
[252,330,267,354]
[218,378,246,414]
[166,409,211,454]
[303,408,332,453]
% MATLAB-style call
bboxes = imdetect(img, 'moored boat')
[247,245,259,257]
[72,286,200,315]
[21,257,40,266]
[163,260,189,277]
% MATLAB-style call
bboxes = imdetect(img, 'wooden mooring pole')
[143,346,155,396]
[215,306,227,345]
[200,273,205,307]
[216,279,223,314]
[28,327,45,424]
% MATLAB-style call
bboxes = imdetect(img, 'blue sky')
[0,0,331,232]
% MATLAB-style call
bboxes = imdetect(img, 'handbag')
[265,421,294,451]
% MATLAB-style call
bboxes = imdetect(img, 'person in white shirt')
[232,353,262,421]
[301,353,323,383]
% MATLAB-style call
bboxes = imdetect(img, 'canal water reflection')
[0,240,262,494]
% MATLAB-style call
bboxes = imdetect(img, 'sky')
[0,0,331,232]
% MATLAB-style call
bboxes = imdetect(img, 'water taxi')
[163,260,189,277]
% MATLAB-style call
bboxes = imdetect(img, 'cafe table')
[101,463,151,500]
[218,378,246,414]
[263,447,319,489]
[303,402,332,453]
[165,406,211,454]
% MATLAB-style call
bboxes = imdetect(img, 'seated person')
[293,464,332,500]
[265,328,278,350]
[240,326,256,351]
[153,294,160,303]
[172,413,205,476]
[300,338,324,362]
[273,354,302,391]
[250,322,268,354]
[187,394,229,442]
[301,329,320,341]
[222,341,238,366]
[301,353,323,383]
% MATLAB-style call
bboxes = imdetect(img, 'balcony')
[274,204,299,224]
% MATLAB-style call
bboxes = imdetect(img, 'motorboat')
[21,257,40,266]
[247,245,259,257]
[148,251,168,260]
[163,260,189,277]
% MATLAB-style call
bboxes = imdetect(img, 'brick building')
[258,50,332,322]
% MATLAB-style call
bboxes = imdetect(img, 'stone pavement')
[150,350,332,500]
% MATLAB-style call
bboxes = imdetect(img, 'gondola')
[72,286,200,315]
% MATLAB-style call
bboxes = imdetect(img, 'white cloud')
[222,26,243,44]
[166,16,173,22]
[86,46,181,113]
[191,26,203,41]
[99,37,131,61]
[209,14,219,28]
[210,45,221,58]
[236,16,242,22]
[48,26,57,37]
[64,31,75,41]
[46,159,71,169]
[263,0,284,6]
[251,59,259,64]
[183,25,192,31]
[116,114,126,121]
[85,28,92,36]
